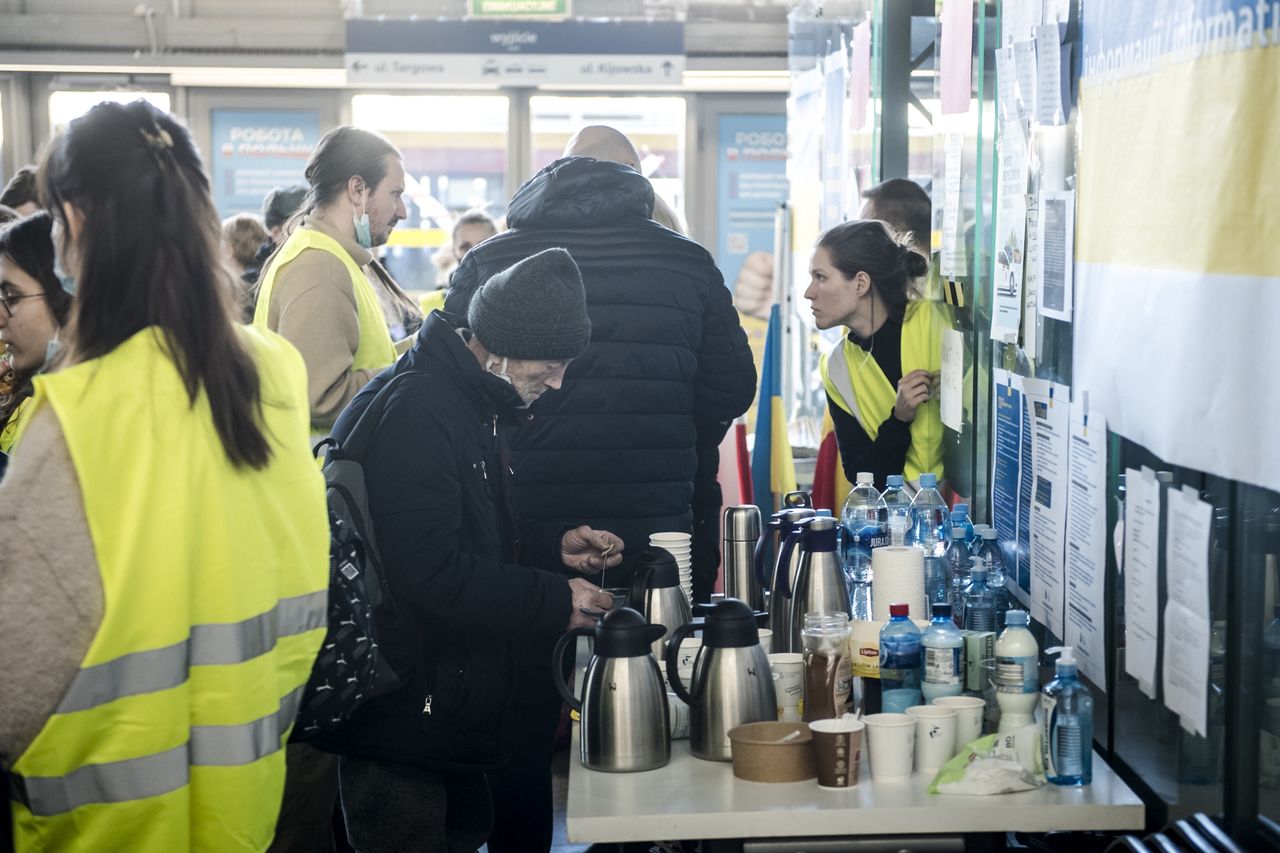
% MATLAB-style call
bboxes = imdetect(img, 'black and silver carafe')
[627,547,693,662]
[553,607,670,772]
[665,598,777,762]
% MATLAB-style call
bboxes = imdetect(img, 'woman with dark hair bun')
[0,213,72,460]
[805,218,948,490]
[0,99,329,852]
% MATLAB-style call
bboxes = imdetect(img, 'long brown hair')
[39,99,272,469]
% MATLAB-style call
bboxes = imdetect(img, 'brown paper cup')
[809,717,865,789]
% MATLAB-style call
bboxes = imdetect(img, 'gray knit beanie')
[468,248,592,360]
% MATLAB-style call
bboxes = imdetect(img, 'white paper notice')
[1123,467,1161,697]
[1023,193,1041,356]
[941,133,964,278]
[1065,401,1108,689]
[1025,379,1070,639]
[996,46,1018,122]
[992,121,1029,342]
[1037,189,1075,322]
[1013,40,1037,127]
[1035,24,1064,125]
[940,327,964,431]
[1163,485,1213,736]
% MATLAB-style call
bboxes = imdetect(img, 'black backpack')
[291,373,420,742]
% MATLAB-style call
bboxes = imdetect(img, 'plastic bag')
[928,724,1046,794]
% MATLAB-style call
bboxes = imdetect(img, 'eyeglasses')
[0,291,46,318]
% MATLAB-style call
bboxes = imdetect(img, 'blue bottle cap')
[954,503,969,515]
[887,474,905,487]
[1005,610,1029,626]
[919,473,937,488]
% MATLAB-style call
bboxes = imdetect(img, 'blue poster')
[211,109,320,219]
[716,114,787,294]
[992,369,1032,606]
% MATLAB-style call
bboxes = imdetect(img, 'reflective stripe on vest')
[10,683,305,817]
[820,299,949,485]
[11,326,328,852]
[254,225,397,373]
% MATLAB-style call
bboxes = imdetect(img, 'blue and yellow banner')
[1075,0,1280,489]
[752,304,797,516]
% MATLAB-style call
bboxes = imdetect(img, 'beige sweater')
[258,215,411,430]
[0,405,102,766]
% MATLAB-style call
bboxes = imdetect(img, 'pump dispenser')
[1041,646,1093,785]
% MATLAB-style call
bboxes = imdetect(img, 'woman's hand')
[894,369,933,423]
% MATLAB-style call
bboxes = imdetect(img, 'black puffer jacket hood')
[445,157,757,562]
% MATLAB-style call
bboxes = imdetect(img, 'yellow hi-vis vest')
[819,299,948,487]
[254,226,397,374]
[9,326,329,853]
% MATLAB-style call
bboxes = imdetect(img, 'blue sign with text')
[211,109,320,219]
[716,114,788,293]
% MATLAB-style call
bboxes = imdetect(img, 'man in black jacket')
[327,248,618,853]
[445,141,757,852]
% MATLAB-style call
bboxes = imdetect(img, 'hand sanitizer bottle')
[1041,646,1093,785]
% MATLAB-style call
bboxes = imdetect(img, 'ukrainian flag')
[751,304,797,515]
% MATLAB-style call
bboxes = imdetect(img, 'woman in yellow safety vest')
[807,219,947,491]
[0,99,329,852]
[0,213,73,462]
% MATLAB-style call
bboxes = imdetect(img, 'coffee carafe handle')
[628,557,656,617]
[663,620,704,707]
[551,626,595,712]
[774,526,805,600]
[754,517,782,590]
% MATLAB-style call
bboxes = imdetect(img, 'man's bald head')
[563,125,642,171]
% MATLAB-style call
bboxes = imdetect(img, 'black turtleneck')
[826,314,913,491]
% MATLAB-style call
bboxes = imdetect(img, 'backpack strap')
[330,370,427,462]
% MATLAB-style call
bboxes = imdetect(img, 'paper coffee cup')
[905,705,958,773]
[769,653,804,719]
[810,717,865,789]
[934,695,985,746]
[863,713,916,781]
[758,628,773,656]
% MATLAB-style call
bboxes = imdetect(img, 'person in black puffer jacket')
[324,249,618,853]
[445,143,757,853]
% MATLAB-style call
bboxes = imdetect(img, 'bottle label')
[996,654,1038,694]
[1041,694,1057,778]
[924,646,961,685]
[835,654,853,710]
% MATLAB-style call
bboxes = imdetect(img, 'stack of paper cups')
[650,532,693,605]
[871,546,926,622]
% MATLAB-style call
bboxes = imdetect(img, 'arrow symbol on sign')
[351,60,368,72]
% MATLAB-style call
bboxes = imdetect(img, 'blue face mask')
[352,195,373,249]
[43,335,62,370]
[52,227,77,295]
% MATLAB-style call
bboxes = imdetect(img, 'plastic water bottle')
[880,474,913,532]
[943,527,971,625]
[963,563,995,633]
[921,603,965,702]
[1041,646,1093,786]
[879,603,923,713]
[839,472,882,621]
[1265,606,1280,700]
[974,527,1011,629]
[951,504,975,546]
[910,473,948,553]
[969,524,991,555]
